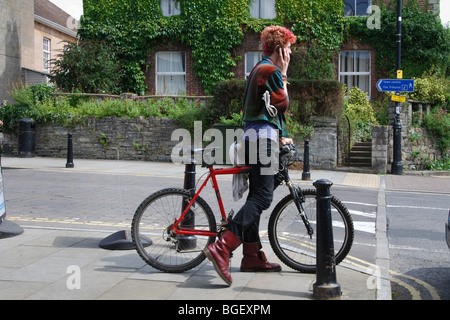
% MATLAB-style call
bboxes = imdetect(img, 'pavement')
[0,156,448,303]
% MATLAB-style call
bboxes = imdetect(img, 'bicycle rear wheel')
[131,188,217,273]
[268,189,354,273]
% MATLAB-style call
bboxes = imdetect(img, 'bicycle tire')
[131,188,217,273]
[268,189,354,273]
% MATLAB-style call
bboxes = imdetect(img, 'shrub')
[1,84,212,135]
[422,107,450,156]
[289,44,335,80]
[344,86,378,142]
[51,40,124,94]
[212,79,246,123]
[408,70,447,106]
[289,79,343,123]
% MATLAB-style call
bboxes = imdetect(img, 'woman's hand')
[279,137,293,146]
[277,46,291,76]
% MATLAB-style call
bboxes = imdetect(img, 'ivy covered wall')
[76,0,448,95]
[79,0,345,94]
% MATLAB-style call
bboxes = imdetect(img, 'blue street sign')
[376,79,414,92]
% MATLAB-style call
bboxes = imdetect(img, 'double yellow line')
[342,254,441,300]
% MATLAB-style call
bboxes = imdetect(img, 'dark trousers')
[228,139,276,246]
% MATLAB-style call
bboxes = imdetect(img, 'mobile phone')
[277,46,285,59]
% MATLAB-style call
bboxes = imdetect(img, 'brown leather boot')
[240,242,281,272]
[203,230,242,286]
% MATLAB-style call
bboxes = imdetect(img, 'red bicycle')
[131,144,354,273]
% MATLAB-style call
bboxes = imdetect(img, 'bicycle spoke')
[269,189,354,272]
[132,188,216,273]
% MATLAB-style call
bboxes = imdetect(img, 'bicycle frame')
[169,165,251,237]
[169,144,313,239]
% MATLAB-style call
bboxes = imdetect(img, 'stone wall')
[3,116,180,162]
[371,125,390,173]
[307,116,337,170]
[371,124,442,173]
[2,115,339,170]
[291,116,338,170]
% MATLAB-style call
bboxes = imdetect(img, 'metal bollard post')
[65,132,74,168]
[313,179,341,300]
[179,150,197,250]
[66,133,74,168]
[302,139,311,180]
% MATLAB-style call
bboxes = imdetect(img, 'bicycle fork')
[286,180,314,238]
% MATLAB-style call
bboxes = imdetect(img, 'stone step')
[348,162,373,167]
[349,142,372,168]
[350,150,372,156]
[351,145,372,152]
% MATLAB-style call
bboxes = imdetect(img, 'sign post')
[376,1,413,176]
[392,0,403,175]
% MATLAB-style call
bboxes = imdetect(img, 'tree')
[51,40,123,94]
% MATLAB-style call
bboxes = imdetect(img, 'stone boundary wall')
[302,116,337,170]
[372,124,442,173]
[2,116,339,170]
[3,116,180,162]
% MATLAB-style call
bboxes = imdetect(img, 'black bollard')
[66,133,74,168]
[313,179,341,300]
[178,150,197,250]
[302,139,311,181]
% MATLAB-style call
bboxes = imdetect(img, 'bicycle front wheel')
[268,189,354,273]
[131,188,217,273]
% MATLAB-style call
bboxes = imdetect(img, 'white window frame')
[43,38,51,73]
[155,51,186,95]
[344,0,372,17]
[245,51,263,78]
[161,0,180,16]
[249,0,276,19]
[339,50,371,98]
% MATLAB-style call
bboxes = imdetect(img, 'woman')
[203,25,297,286]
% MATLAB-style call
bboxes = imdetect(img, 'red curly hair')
[261,25,297,56]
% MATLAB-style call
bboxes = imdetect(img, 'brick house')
[145,0,440,99]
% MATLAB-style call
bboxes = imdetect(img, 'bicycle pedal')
[227,209,234,220]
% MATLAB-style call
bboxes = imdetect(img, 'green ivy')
[346,0,450,79]
[78,0,348,94]
[180,0,246,92]
[76,0,447,95]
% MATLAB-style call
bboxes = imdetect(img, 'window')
[245,52,263,78]
[161,0,180,16]
[339,51,371,97]
[344,0,371,17]
[249,0,276,19]
[156,52,186,95]
[43,38,51,73]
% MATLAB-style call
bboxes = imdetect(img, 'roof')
[34,0,78,34]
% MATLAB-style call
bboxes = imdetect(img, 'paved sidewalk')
[3,156,432,302]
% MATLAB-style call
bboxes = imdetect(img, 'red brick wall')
[231,31,261,79]
[145,32,382,100]
[145,32,263,95]
[145,42,205,96]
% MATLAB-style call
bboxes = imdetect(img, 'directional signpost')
[376,79,414,92]
[373,1,416,175]
[376,79,414,104]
